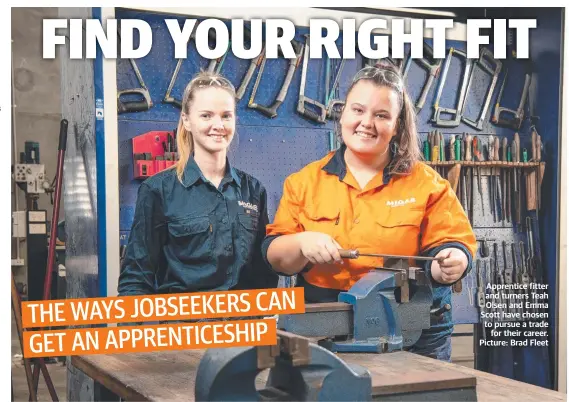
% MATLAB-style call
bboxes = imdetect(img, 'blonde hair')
[341,61,421,175]
[174,71,237,182]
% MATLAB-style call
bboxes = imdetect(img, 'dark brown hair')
[341,61,421,175]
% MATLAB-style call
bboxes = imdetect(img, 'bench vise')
[194,257,466,401]
[195,330,373,401]
[278,257,438,353]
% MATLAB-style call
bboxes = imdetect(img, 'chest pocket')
[300,203,340,237]
[376,208,423,255]
[167,216,213,262]
[236,212,258,261]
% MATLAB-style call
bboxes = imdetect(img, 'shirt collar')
[181,156,241,188]
[322,143,395,185]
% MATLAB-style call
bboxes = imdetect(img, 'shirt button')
[217,194,222,198]
[354,219,360,224]
[225,245,232,251]
[222,218,228,224]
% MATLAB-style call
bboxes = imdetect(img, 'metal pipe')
[11,39,21,260]
[42,119,68,301]
[31,119,67,401]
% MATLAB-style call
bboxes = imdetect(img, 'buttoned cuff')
[422,242,473,287]
[261,235,298,277]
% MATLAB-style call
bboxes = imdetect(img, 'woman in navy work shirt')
[118,71,279,296]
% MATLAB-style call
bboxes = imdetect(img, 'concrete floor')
[11,315,474,401]
[11,315,67,402]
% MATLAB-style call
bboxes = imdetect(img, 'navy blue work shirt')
[118,156,279,296]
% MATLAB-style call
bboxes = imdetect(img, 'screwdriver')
[338,249,444,262]
[472,136,484,216]
[488,135,495,218]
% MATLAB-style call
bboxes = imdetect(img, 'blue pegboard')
[114,8,556,330]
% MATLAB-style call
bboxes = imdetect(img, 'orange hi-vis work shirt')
[264,145,478,292]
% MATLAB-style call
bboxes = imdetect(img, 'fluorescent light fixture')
[372,7,458,18]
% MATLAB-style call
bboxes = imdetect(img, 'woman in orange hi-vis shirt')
[261,62,477,362]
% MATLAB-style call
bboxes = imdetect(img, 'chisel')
[493,136,501,221]
[488,135,495,219]
[513,132,521,227]
[502,137,509,222]
[473,136,484,216]
[464,134,473,222]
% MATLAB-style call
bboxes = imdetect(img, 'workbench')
[71,349,565,401]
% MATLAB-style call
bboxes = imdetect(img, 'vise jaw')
[278,263,434,353]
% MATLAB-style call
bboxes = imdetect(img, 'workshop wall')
[11,7,63,287]
[115,7,553,327]
[112,12,562,389]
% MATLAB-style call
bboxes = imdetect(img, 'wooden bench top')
[71,349,565,401]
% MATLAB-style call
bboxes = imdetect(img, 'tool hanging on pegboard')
[117,25,153,114]
[401,42,442,113]
[491,68,531,130]
[462,48,502,130]
[422,131,544,231]
[297,34,328,124]
[236,47,264,102]
[163,28,224,109]
[248,37,303,118]
[325,56,346,121]
[431,48,473,128]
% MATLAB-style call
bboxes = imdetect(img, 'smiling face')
[182,86,236,156]
[340,80,401,159]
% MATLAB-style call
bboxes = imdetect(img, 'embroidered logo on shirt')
[386,197,416,207]
[238,200,259,212]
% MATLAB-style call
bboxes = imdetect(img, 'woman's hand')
[430,247,468,284]
[296,232,344,265]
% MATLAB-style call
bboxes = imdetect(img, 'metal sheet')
[60,7,98,401]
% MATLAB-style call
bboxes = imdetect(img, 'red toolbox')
[132,130,178,179]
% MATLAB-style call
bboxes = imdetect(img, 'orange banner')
[23,318,277,358]
[21,288,304,328]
